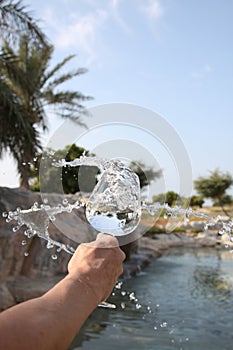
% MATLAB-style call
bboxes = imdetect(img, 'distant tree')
[165,191,179,206]
[129,161,162,189]
[30,144,99,194]
[194,169,233,216]
[152,191,180,207]
[189,195,205,208]
[213,194,233,207]
[152,193,166,204]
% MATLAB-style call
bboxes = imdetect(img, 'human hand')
[67,234,126,304]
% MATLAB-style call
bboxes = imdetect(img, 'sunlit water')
[70,248,233,350]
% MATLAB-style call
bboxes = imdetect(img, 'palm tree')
[0,0,47,187]
[0,35,92,188]
[0,0,47,45]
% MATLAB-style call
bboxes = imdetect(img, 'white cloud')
[43,7,108,64]
[109,0,132,35]
[40,0,163,65]
[144,0,164,20]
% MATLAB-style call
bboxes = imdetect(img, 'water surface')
[70,248,233,349]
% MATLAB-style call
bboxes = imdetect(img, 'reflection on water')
[192,265,233,301]
[70,248,233,350]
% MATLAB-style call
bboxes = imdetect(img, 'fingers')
[86,232,120,249]
[94,233,126,261]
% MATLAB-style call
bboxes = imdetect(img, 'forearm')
[0,276,99,350]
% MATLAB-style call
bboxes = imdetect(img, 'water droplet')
[31,202,38,210]
[160,322,168,328]
[12,226,20,232]
[51,254,57,260]
[153,326,158,331]
[121,291,126,296]
[129,292,136,301]
[135,303,141,310]
[21,240,27,246]
[47,241,54,249]
[24,252,29,257]
[115,281,123,289]
[2,212,8,217]
[63,198,68,206]
[121,302,126,309]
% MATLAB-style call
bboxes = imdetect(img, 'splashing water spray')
[2,103,233,311]
[3,155,233,253]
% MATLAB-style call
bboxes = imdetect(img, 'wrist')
[65,274,101,306]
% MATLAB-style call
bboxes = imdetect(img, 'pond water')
[70,248,233,350]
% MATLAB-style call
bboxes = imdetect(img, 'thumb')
[96,232,113,240]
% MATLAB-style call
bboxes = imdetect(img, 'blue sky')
[1,0,233,196]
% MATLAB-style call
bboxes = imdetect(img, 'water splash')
[2,155,233,312]
[55,156,141,236]
[4,201,83,255]
[3,156,233,254]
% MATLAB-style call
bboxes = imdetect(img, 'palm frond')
[0,0,48,46]
[40,54,76,86]
[45,68,88,90]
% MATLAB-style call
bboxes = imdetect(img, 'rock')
[0,283,15,311]
[0,187,96,310]
[122,252,153,278]
[138,237,163,257]
[6,276,63,303]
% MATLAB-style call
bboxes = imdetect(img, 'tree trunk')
[217,197,230,218]
[20,176,30,189]
[19,162,31,190]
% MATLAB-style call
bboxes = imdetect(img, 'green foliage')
[0,0,48,45]
[213,194,233,207]
[147,224,186,235]
[152,193,165,204]
[147,225,165,234]
[194,169,233,216]
[30,144,99,194]
[165,191,179,206]
[152,191,180,207]
[194,169,233,200]
[189,195,205,208]
[61,145,98,194]
[129,161,162,189]
[0,33,91,187]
